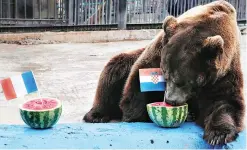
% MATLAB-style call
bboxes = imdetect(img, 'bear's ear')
[201,35,224,60]
[162,16,177,37]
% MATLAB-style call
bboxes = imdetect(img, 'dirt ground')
[0,35,246,124]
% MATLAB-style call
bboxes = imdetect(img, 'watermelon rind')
[19,98,62,129]
[147,102,188,128]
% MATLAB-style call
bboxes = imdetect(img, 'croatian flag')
[139,68,166,92]
[0,71,38,100]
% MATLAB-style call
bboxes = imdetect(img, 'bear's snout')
[164,88,188,106]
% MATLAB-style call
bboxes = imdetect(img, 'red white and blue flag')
[0,71,38,100]
[139,68,166,92]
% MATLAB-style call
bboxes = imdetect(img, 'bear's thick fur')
[84,0,245,145]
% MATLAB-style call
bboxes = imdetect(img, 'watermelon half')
[147,102,188,128]
[19,98,62,129]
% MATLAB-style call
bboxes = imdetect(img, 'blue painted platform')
[0,122,246,149]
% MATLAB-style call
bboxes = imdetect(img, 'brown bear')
[83,0,245,146]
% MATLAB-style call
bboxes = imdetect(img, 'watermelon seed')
[166,140,169,143]
[4,144,7,146]
[150,139,154,144]
[110,144,112,146]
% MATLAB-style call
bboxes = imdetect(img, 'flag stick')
[31,71,43,105]
[37,90,43,105]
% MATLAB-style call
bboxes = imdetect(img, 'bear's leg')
[83,49,144,123]
[202,100,245,145]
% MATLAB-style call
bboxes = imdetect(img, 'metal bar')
[113,0,115,24]
[138,0,140,23]
[243,0,246,20]
[148,0,150,23]
[0,0,2,18]
[154,0,160,23]
[78,0,80,24]
[24,0,26,18]
[151,0,153,23]
[82,0,85,25]
[118,0,126,29]
[152,0,154,23]
[0,18,66,21]
[139,0,141,23]
[111,0,115,23]
[75,0,78,25]
[106,0,108,24]
[7,0,10,18]
[109,0,112,24]
[54,0,57,19]
[155,0,159,23]
[88,0,91,24]
[85,0,88,24]
[47,0,49,19]
[237,0,241,20]
[142,0,145,23]
[32,0,35,19]
[127,1,129,23]
[177,0,180,16]
[133,0,136,24]
[59,0,61,19]
[15,0,17,18]
[62,0,64,19]
[95,0,98,24]
[113,0,116,24]
[102,0,104,24]
[178,0,182,16]
[60,0,62,19]
[68,0,74,25]
[39,0,42,19]
[162,0,166,20]
[154,0,157,22]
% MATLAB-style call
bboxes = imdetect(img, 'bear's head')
[160,0,239,106]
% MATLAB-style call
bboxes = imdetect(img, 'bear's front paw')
[120,97,133,122]
[83,107,110,123]
[203,127,238,145]
[120,92,149,122]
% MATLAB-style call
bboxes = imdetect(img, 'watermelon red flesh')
[19,98,62,129]
[150,102,172,107]
[22,98,58,110]
[147,103,188,127]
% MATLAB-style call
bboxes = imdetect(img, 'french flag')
[139,68,166,92]
[0,71,38,100]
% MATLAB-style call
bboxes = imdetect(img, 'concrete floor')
[0,40,150,124]
[0,35,246,124]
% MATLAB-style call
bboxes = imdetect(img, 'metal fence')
[0,0,246,29]
[0,0,68,26]
[126,0,246,24]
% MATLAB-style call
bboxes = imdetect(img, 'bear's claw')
[203,128,238,145]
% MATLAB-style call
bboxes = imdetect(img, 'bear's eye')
[175,82,185,87]
[172,79,185,87]
[189,80,195,85]
[197,73,205,85]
